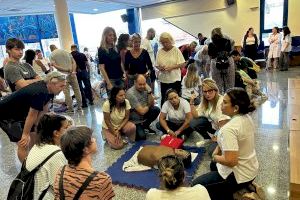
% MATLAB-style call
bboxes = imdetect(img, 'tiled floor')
[1,68,298,200]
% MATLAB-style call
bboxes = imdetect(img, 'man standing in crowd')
[142,28,157,92]
[49,44,82,113]
[4,38,41,92]
[71,44,94,107]
[0,71,66,162]
[126,74,160,140]
[198,33,207,45]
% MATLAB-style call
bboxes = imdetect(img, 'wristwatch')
[147,91,152,95]
[167,129,170,133]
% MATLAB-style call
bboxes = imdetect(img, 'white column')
[53,0,74,51]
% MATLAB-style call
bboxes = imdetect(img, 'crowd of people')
[0,24,292,200]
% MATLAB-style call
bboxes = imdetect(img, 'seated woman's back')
[146,154,211,200]
[146,184,210,200]
[54,166,114,200]
[54,126,115,200]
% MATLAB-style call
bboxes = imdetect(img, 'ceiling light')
[93,8,98,11]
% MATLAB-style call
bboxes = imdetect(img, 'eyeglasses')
[203,89,215,94]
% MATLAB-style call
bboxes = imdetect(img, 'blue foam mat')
[105,140,205,191]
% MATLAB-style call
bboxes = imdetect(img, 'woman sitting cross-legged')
[192,88,262,200]
[54,126,115,200]
[156,88,193,140]
[102,86,136,149]
[145,155,211,200]
[190,78,230,147]
[25,113,69,200]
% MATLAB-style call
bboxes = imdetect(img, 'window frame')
[260,0,289,45]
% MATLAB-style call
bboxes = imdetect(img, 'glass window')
[141,18,197,48]
[264,0,284,30]
[73,10,127,58]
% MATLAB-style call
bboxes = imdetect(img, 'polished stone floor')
[0,68,298,200]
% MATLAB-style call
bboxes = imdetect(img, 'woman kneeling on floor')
[192,88,262,200]
[102,86,136,149]
[190,78,230,147]
[156,88,193,140]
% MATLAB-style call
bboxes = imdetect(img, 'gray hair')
[44,71,66,83]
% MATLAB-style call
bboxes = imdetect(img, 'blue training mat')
[105,140,206,191]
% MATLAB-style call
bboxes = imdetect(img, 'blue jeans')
[192,162,253,200]
[135,106,160,141]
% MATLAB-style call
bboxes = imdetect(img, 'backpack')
[7,150,61,200]
[59,165,98,200]
[215,51,229,70]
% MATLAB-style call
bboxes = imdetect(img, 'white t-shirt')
[145,185,211,200]
[156,46,185,83]
[26,144,67,200]
[281,34,292,52]
[161,98,191,124]
[217,114,259,184]
[102,99,131,129]
[196,95,230,130]
[181,75,202,99]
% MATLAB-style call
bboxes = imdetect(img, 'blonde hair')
[199,78,220,112]
[184,63,200,88]
[159,32,175,45]
[100,27,117,52]
[131,33,141,41]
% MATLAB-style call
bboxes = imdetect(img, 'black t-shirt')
[98,47,123,79]
[0,81,54,120]
[124,49,153,75]
[71,51,88,70]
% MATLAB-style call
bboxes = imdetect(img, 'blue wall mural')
[0,14,58,45]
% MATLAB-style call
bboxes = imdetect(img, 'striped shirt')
[54,166,115,200]
[26,144,67,200]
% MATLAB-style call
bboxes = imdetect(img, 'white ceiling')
[0,0,176,16]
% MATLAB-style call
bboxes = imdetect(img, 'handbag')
[160,135,184,149]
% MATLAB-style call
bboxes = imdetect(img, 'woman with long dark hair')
[102,86,136,149]
[279,26,292,71]
[25,113,69,199]
[117,33,130,66]
[192,88,262,200]
[242,27,258,60]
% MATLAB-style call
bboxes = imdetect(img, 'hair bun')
[161,168,176,185]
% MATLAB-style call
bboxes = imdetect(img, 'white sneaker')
[196,139,211,147]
